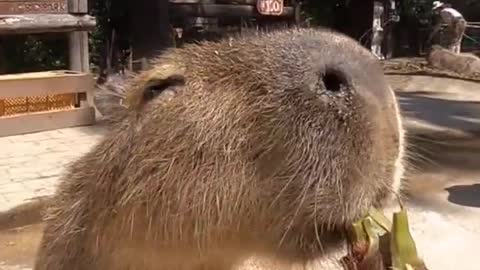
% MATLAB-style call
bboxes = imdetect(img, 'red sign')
[0,0,68,15]
[256,0,283,16]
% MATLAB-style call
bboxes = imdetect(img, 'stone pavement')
[0,125,106,212]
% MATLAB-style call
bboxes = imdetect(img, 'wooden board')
[0,106,95,137]
[0,70,94,98]
[0,0,68,15]
[0,93,76,116]
[0,14,96,34]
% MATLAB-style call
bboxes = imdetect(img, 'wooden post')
[68,0,88,72]
[68,0,90,107]
[68,0,88,14]
[69,31,89,72]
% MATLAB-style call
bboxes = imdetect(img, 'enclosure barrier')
[0,70,94,136]
[0,0,96,137]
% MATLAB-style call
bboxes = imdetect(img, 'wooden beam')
[0,106,95,137]
[0,0,68,15]
[0,14,96,35]
[0,70,94,98]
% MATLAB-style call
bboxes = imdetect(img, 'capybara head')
[119,27,405,226]
[37,27,405,270]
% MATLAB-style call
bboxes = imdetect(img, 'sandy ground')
[0,75,480,270]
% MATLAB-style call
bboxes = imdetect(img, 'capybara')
[34,27,405,270]
[427,45,480,75]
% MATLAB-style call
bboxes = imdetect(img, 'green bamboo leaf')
[390,209,427,270]
[348,220,367,243]
[368,207,392,234]
[362,217,380,258]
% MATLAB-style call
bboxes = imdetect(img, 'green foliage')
[89,0,131,73]
[302,0,342,26]
[400,0,435,25]
[0,34,68,74]
[88,0,111,72]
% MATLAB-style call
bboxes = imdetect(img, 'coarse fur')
[93,71,131,125]
[34,27,405,270]
[427,45,480,75]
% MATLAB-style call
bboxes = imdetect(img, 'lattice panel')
[0,93,76,117]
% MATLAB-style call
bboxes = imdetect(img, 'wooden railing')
[0,0,97,137]
[0,70,95,136]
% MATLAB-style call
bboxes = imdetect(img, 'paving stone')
[0,125,108,212]
[0,200,21,213]
[38,169,64,178]
[7,167,44,177]
[0,166,9,177]
[9,173,42,182]
[22,178,58,193]
[2,191,36,205]
[0,156,35,166]
[0,182,27,195]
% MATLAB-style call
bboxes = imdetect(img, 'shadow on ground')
[397,91,480,136]
[391,90,480,213]
[0,198,47,268]
[446,184,480,208]
[0,196,49,231]
[396,91,480,172]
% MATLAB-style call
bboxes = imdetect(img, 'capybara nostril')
[322,69,349,93]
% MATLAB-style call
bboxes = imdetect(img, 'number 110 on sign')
[256,0,284,16]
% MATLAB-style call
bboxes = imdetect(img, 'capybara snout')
[35,28,405,270]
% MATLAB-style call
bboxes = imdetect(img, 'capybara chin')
[34,27,405,270]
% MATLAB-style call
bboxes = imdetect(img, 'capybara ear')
[126,63,186,110]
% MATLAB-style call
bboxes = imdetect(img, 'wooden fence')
[0,0,96,137]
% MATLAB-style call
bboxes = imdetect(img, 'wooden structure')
[0,0,96,137]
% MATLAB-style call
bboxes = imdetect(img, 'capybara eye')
[142,76,184,102]
[322,69,348,93]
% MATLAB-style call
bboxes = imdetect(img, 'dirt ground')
[0,74,479,270]
[0,224,42,268]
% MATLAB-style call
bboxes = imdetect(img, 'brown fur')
[427,45,480,75]
[34,28,404,270]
